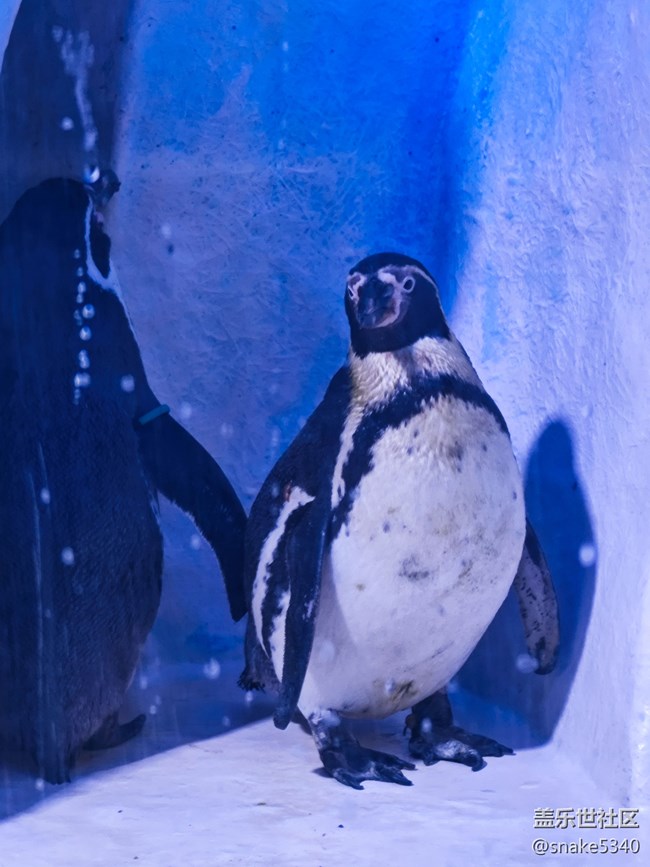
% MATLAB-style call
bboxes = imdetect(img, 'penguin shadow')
[456,418,597,749]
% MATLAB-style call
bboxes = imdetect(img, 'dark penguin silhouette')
[240,253,558,789]
[0,177,246,783]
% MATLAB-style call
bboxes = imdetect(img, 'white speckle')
[120,375,135,393]
[40,488,51,505]
[270,483,280,499]
[82,304,95,319]
[579,543,596,567]
[60,116,74,131]
[179,402,193,420]
[190,534,201,550]
[316,639,336,664]
[384,678,396,696]
[160,223,172,239]
[515,653,539,674]
[220,422,234,438]
[61,547,75,566]
[35,778,45,792]
[149,704,158,715]
[78,350,90,369]
[203,659,221,680]
[245,691,254,705]
[79,326,92,341]
[420,717,433,734]
[139,674,148,690]
[74,372,91,388]
[222,715,231,728]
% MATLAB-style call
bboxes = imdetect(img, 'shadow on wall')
[458,418,597,748]
[0,0,131,221]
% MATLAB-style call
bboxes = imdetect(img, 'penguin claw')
[408,725,513,770]
[320,743,415,789]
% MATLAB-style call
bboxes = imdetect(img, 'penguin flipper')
[136,411,247,621]
[512,519,560,674]
[244,367,351,728]
[273,492,332,730]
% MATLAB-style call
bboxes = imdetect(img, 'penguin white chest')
[299,399,525,718]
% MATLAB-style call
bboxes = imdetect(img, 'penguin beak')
[355,277,396,329]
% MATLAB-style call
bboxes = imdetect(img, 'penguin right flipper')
[135,411,247,622]
[244,367,351,729]
[512,519,560,674]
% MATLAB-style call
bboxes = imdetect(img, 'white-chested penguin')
[241,252,559,789]
[0,176,247,783]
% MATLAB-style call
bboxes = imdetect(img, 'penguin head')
[345,252,450,356]
[1,173,119,287]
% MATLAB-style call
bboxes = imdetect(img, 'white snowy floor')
[1,663,645,866]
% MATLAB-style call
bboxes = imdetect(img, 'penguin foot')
[407,723,512,771]
[84,712,147,751]
[308,711,414,789]
[320,742,415,790]
[406,689,513,771]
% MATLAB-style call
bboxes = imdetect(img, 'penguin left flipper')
[512,520,560,674]
[405,689,513,772]
[136,410,247,621]
[244,367,351,727]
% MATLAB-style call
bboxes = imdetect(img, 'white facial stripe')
[83,202,124,301]
[252,485,315,638]
[346,272,367,300]
[377,264,438,290]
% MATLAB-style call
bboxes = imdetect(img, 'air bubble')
[160,223,172,239]
[222,716,231,728]
[35,778,45,792]
[61,547,75,566]
[78,350,90,369]
[179,402,193,420]
[139,674,148,690]
[149,704,158,715]
[190,534,201,550]
[245,691,254,705]
[76,267,84,277]
[578,543,596,567]
[40,488,51,504]
[74,372,91,388]
[73,249,81,259]
[82,304,95,319]
[420,717,432,734]
[120,375,135,393]
[220,422,234,438]
[203,659,221,680]
[79,326,92,341]
[60,117,74,131]
[515,653,538,674]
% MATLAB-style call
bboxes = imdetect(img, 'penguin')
[0,176,247,783]
[240,252,559,789]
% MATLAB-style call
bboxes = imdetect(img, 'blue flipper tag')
[137,404,171,427]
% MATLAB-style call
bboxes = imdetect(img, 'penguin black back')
[0,178,246,782]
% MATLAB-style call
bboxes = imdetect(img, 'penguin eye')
[402,277,415,293]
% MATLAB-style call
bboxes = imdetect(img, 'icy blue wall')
[3,0,650,803]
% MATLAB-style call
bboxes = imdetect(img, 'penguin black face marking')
[345,252,450,356]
